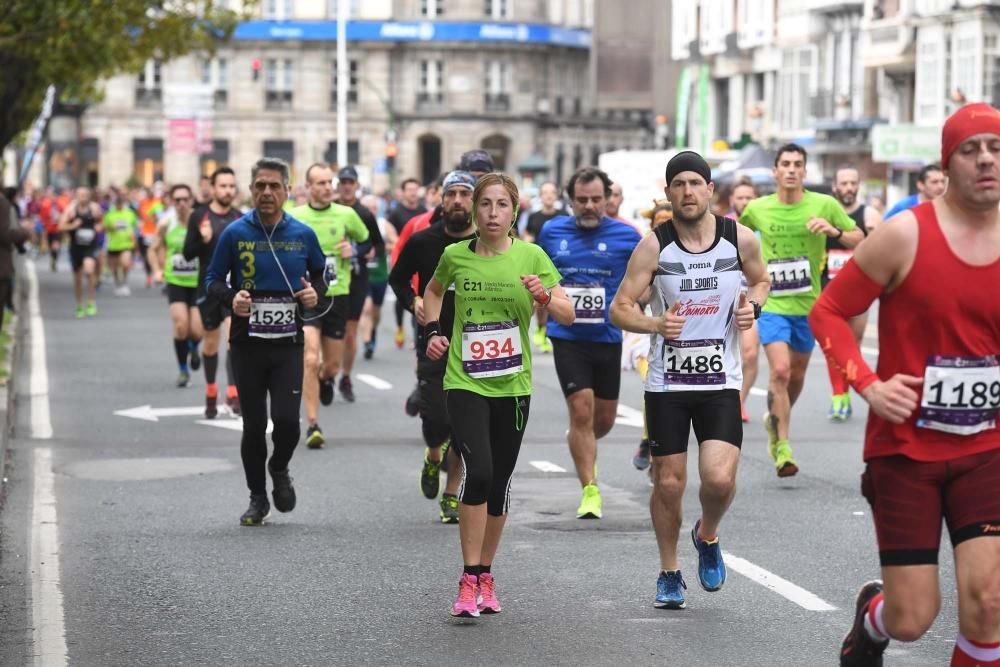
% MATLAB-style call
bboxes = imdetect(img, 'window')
[486,0,509,19]
[484,61,509,111]
[915,26,945,122]
[700,0,734,55]
[262,140,295,179]
[264,0,294,19]
[133,138,164,186]
[671,1,698,60]
[951,23,982,104]
[136,60,162,108]
[738,0,774,48]
[200,140,230,177]
[81,138,99,187]
[265,58,294,109]
[328,0,359,17]
[325,141,361,167]
[421,0,443,18]
[202,58,229,109]
[418,60,444,106]
[777,46,818,130]
[331,59,359,107]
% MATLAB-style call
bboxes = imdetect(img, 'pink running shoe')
[451,573,480,617]
[477,573,502,614]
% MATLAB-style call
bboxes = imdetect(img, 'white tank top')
[645,217,744,393]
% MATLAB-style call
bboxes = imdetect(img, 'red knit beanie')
[941,103,1000,168]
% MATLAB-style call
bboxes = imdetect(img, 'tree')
[0,0,255,150]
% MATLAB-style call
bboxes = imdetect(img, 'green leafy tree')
[0,0,256,149]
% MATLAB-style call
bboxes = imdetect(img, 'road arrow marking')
[356,374,392,390]
[196,419,273,434]
[615,404,644,428]
[114,405,228,422]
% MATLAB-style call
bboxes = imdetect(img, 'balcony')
[810,0,864,14]
[811,89,856,121]
[861,18,916,71]
[135,88,162,109]
[484,93,510,112]
[265,90,293,110]
[416,91,444,111]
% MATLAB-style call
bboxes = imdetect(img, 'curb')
[0,259,28,489]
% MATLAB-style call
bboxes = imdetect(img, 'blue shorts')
[757,312,815,353]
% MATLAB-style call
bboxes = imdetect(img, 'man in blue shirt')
[537,167,642,519]
[206,157,327,527]
[883,163,946,219]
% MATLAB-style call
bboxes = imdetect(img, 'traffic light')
[251,58,261,82]
[385,141,398,172]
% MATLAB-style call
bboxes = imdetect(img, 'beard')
[672,203,708,226]
[444,209,471,233]
[575,214,601,229]
[835,191,856,207]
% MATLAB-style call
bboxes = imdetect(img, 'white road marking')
[853,511,865,516]
[196,418,273,434]
[114,405,211,422]
[26,260,52,439]
[31,447,68,666]
[749,387,767,397]
[615,404,644,428]
[356,374,392,390]
[862,346,879,357]
[529,460,567,473]
[725,552,837,611]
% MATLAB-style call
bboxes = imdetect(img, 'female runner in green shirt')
[422,172,575,618]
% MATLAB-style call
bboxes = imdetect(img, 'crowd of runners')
[5,104,999,667]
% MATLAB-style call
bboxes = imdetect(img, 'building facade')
[75,0,648,193]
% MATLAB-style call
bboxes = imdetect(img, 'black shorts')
[166,283,198,307]
[70,244,99,271]
[303,295,348,340]
[107,248,132,257]
[46,231,61,246]
[368,280,388,307]
[416,355,449,429]
[645,389,743,457]
[551,338,622,400]
[197,293,232,331]
[348,273,368,321]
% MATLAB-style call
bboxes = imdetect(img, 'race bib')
[171,254,198,276]
[115,220,130,231]
[564,284,606,324]
[461,320,523,378]
[664,338,726,386]
[75,228,96,245]
[248,297,298,339]
[918,355,1000,436]
[324,256,339,287]
[826,249,852,280]
[768,256,811,295]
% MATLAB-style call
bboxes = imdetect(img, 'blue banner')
[234,20,590,48]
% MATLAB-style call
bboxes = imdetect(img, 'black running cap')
[665,151,712,186]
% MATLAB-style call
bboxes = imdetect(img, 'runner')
[183,166,242,418]
[522,181,561,354]
[103,189,139,296]
[334,166,381,404]
[536,166,642,518]
[148,184,202,387]
[359,193,397,360]
[610,150,770,609]
[738,143,863,477]
[387,177,427,348]
[422,171,573,617]
[882,163,947,219]
[824,165,881,421]
[138,186,165,288]
[388,170,478,523]
[38,188,61,271]
[727,178,760,422]
[59,187,103,318]
[205,157,327,526]
[809,102,1000,667]
[291,164,369,447]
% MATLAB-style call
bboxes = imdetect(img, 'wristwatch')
[748,299,762,320]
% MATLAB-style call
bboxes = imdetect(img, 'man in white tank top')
[611,151,771,610]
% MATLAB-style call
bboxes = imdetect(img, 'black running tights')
[445,389,530,517]
[230,343,303,495]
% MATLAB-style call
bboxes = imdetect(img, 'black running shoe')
[363,340,375,360]
[306,424,325,449]
[840,580,888,667]
[339,375,355,403]
[319,378,334,406]
[205,394,218,419]
[240,494,270,526]
[177,370,190,388]
[269,461,296,512]
[420,447,443,499]
[404,387,421,417]
[227,394,241,416]
[190,347,201,371]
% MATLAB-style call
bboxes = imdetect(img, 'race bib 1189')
[918,355,1000,436]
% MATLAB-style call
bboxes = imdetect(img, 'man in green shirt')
[290,163,369,448]
[104,191,139,296]
[739,143,864,477]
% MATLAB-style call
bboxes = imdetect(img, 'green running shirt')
[164,221,199,288]
[739,191,856,316]
[433,239,562,398]
[290,203,369,297]
[104,207,138,252]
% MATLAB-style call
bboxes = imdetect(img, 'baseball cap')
[337,165,359,181]
[459,150,494,174]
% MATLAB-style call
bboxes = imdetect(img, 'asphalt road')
[0,257,959,666]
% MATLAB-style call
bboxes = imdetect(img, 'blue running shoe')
[691,520,727,592]
[654,570,687,609]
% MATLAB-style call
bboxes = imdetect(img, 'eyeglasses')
[173,197,191,203]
